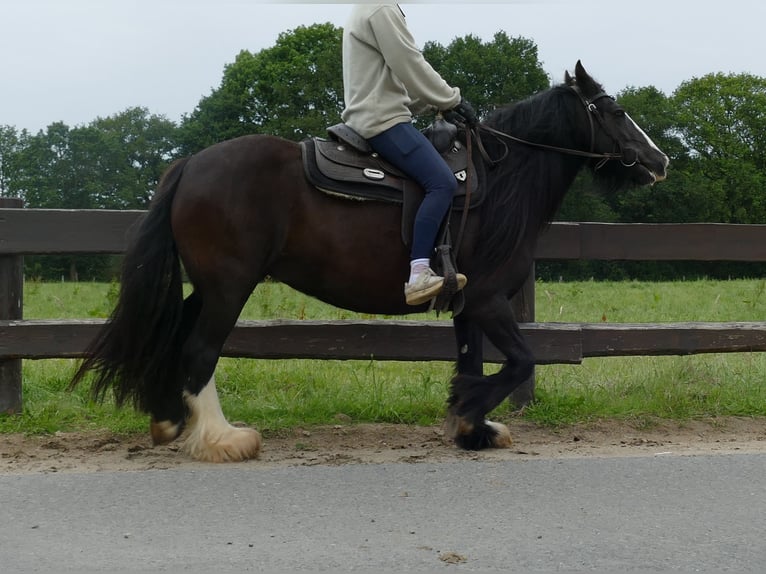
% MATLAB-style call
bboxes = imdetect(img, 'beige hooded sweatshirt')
[341,4,461,139]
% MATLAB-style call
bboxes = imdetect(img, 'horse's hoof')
[486,420,513,448]
[446,413,512,450]
[183,425,262,463]
[150,419,184,445]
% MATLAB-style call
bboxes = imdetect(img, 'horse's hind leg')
[176,284,263,463]
[150,282,260,462]
[447,295,535,450]
[149,291,203,445]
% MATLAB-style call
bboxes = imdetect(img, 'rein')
[470,86,630,169]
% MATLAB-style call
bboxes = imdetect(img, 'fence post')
[0,197,24,413]
[509,263,535,409]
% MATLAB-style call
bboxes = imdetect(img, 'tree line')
[2,23,765,281]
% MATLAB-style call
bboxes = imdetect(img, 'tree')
[670,73,766,223]
[11,110,178,280]
[179,23,344,153]
[422,31,550,117]
[15,109,178,210]
[673,73,766,166]
[0,125,29,198]
[85,108,179,208]
[14,122,79,208]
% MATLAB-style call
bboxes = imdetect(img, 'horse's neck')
[487,145,584,221]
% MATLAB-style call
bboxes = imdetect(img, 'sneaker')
[404,268,467,306]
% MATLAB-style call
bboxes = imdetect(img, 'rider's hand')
[445,98,479,128]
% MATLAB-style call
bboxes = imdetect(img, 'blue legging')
[368,122,457,261]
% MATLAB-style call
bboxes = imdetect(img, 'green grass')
[535,277,766,323]
[533,277,766,425]
[3,278,766,435]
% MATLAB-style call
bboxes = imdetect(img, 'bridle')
[470,85,638,170]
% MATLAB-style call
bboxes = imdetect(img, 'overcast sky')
[3,1,764,133]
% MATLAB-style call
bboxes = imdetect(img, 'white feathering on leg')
[182,376,262,462]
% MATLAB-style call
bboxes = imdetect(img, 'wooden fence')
[2,197,766,413]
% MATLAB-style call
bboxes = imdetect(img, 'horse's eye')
[614,109,626,119]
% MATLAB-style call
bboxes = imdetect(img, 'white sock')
[408,258,430,283]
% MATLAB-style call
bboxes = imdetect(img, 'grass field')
[2,278,766,435]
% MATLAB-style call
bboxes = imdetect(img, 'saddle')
[300,121,486,246]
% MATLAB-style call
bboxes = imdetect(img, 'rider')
[341,4,479,306]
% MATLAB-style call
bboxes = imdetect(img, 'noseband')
[473,86,634,169]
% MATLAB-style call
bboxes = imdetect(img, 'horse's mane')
[474,83,591,272]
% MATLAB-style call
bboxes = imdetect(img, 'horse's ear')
[566,61,591,87]
[574,60,603,93]
[574,60,590,83]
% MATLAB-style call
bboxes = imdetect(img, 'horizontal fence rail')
[2,320,766,364]
[2,205,766,413]
[3,208,766,260]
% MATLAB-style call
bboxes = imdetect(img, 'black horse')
[71,62,668,462]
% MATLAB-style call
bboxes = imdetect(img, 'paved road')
[2,453,765,573]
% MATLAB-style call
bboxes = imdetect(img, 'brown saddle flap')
[301,135,483,210]
[315,139,409,186]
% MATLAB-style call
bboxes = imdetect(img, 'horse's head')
[565,61,669,186]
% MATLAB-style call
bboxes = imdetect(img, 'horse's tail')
[71,157,190,416]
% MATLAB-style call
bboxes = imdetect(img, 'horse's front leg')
[453,312,484,376]
[455,300,535,408]
[447,295,535,450]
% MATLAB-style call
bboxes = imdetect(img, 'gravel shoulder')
[2,416,765,474]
